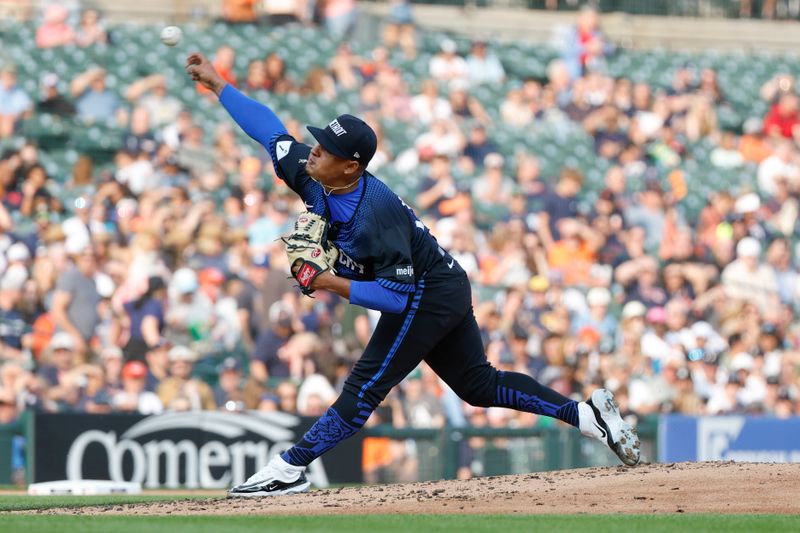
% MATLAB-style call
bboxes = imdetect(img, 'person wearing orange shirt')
[197,46,238,96]
[544,218,603,287]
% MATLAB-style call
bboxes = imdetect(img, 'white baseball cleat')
[578,388,641,466]
[227,455,311,498]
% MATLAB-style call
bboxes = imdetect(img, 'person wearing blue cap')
[186,53,640,498]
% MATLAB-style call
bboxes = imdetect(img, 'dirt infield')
[24,461,800,515]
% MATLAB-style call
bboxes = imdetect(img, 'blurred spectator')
[223,0,258,23]
[401,368,444,428]
[36,73,75,117]
[37,332,79,409]
[123,107,158,156]
[448,82,491,126]
[122,276,167,362]
[251,301,296,382]
[198,46,237,96]
[757,139,799,196]
[0,66,33,138]
[466,41,505,86]
[472,153,513,207]
[126,74,182,128]
[763,92,800,140]
[166,267,214,346]
[75,8,108,47]
[157,345,216,411]
[722,237,779,314]
[415,118,464,160]
[538,167,583,245]
[264,53,294,94]
[70,68,122,124]
[244,59,269,92]
[500,88,534,128]
[429,39,468,84]
[214,356,245,408]
[51,244,100,360]
[321,0,357,38]
[383,0,416,58]
[0,265,29,363]
[410,79,452,124]
[35,4,75,49]
[562,5,611,78]
[112,360,163,414]
[299,67,337,100]
[417,155,463,218]
[463,125,499,167]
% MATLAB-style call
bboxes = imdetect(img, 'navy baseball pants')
[282,270,579,467]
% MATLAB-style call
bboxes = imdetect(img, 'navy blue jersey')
[269,133,450,290]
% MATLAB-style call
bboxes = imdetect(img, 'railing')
[0,414,26,485]
[408,0,794,19]
[362,417,658,481]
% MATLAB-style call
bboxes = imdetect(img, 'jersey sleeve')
[268,133,315,197]
[370,201,417,292]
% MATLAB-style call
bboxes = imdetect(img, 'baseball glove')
[281,212,339,296]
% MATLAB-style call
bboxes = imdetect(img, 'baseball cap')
[483,152,505,169]
[586,287,611,307]
[219,356,241,373]
[645,306,667,324]
[42,73,59,88]
[122,360,148,380]
[307,114,377,166]
[95,272,115,299]
[168,345,196,363]
[172,267,198,294]
[736,237,761,258]
[49,331,75,351]
[101,346,123,360]
[528,275,550,292]
[691,321,715,339]
[6,242,30,262]
[0,264,27,291]
[730,352,755,372]
[735,193,760,214]
[621,301,647,320]
[440,38,457,53]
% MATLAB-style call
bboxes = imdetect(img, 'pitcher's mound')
[37,461,800,515]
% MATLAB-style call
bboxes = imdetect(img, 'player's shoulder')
[273,133,310,162]
[364,174,408,214]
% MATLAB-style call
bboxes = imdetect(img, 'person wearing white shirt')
[466,41,505,86]
[429,39,468,83]
[757,139,800,196]
[410,79,452,124]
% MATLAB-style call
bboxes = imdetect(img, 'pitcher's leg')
[282,282,450,467]
[424,307,579,426]
[424,307,639,466]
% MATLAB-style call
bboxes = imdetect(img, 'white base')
[27,480,142,496]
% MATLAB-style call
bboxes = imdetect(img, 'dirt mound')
[25,462,800,515]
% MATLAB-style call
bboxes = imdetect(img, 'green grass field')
[0,496,796,532]
[0,494,211,512]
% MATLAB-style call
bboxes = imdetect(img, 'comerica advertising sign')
[33,412,363,489]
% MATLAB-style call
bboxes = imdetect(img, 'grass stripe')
[0,514,796,533]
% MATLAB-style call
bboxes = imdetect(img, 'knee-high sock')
[493,370,579,427]
[281,390,373,467]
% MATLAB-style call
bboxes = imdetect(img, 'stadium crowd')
[1,4,800,480]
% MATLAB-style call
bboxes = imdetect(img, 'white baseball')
[160,26,182,47]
